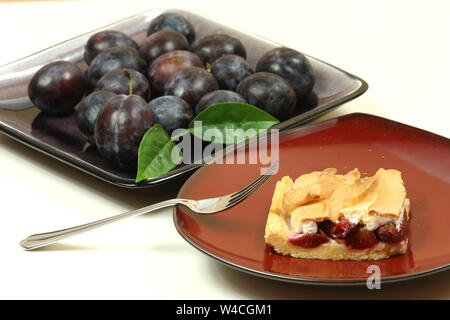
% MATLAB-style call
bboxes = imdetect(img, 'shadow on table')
[209,262,450,299]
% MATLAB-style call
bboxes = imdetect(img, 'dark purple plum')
[148,96,193,134]
[140,30,189,64]
[95,94,155,168]
[210,54,253,91]
[256,47,315,100]
[147,12,196,44]
[95,69,150,101]
[236,72,297,120]
[84,30,139,65]
[190,34,246,65]
[77,90,115,145]
[164,67,219,107]
[87,46,147,88]
[195,90,246,115]
[28,61,86,115]
[148,50,203,94]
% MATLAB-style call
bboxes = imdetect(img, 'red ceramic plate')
[173,113,450,285]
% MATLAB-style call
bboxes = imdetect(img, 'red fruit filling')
[292,213,408,249]
[375,213,408,243]
[318,220,335,237]
[288,230,329,248]
[345,228,378,249]
[331,219,358,239]
[318,219,358,239]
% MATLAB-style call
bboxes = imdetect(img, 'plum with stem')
[94,71,155,168]
[95,69,150,101]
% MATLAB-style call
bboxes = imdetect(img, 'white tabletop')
[0,0,448,299]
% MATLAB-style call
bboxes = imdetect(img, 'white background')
[0,0,448,299]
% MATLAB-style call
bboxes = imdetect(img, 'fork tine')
[229,174,270,202]
[229,175,266,201]
[225,163,277,208]
[192,161,278,214]
[228,175,270,203]
[229,161,279,201]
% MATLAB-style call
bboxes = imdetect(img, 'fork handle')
[20,199,183,250]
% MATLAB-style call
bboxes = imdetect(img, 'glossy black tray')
[0,8,368,188]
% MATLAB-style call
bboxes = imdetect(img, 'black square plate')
[0,9,368,188]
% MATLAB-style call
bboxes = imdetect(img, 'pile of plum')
[27,12,315,170]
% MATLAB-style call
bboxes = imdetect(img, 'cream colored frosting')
[269,168,406,227]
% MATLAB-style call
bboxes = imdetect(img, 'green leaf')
[135,103,280,182]
[187,102,280,143]
[135,124,182,183]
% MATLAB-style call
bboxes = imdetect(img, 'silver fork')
[20,162,278,250]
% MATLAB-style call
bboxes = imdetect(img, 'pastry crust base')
[264,213,408,261]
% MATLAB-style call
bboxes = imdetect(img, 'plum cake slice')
[264,168,410,260]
